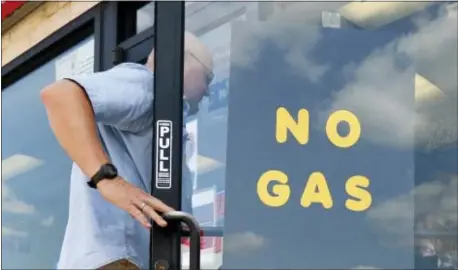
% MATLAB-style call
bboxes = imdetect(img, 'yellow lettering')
[300,172,333,209]
[257,170,290,207]
[345,175,372,212]
[326,110,361,148]
[276,107,309,145]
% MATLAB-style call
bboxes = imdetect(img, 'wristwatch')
[88,163,118,189]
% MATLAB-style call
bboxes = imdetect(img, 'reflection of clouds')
[231,2,456,149]
[367,186,415,247]
[352,266,380,270]
[2,190,36,214]
[136,2,155,33]
[232,5,331,83]
[398,6,458,150]
[224,231,266,254]
[321,47,417,148]
[2,154,43,214]
[325,4,457,148]
[2,158,41,215]
[41,216,55,227]
[398,5,457,97]
[2,226,29,238]
[2,154,44,181]
[415,176,458,224]
[367,175,457,246]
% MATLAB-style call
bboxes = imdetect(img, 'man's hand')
[97,177,174,229]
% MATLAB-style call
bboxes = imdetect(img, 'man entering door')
[41,31,214,269]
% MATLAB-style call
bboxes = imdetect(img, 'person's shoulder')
[110,62,153,77]
[105,62,154,91]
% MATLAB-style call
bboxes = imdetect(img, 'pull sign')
[156,120,173,189]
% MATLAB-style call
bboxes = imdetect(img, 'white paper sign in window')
[55,37,94,80]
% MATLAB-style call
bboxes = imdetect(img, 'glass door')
[181,1,457,269]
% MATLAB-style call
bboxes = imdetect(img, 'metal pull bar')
[181,226,223,237]
[163,211,201,270]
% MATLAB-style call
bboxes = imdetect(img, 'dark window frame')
[98,1,121,71]
[115,26,155,64]
[110,1,157,66]
[117,1,153,42]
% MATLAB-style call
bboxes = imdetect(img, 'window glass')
[136,1,248,34]
[181,3,257,268]
[136,1,155,34]
[182,2,457,269]
[1,36,94,269]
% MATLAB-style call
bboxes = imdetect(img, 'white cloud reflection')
[2,154,43,215]
[352,266,380,270]
[367,175,457,247]
[325,4,457,149]
[224,231,267,254]
[2,154,44,181]
[231,2,457,149]
[2,226,29,238]
[232,7,330,83]
[41,216,55,227]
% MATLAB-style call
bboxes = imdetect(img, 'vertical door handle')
[163,211,201,270]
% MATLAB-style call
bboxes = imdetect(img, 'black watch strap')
[88,163,118,189]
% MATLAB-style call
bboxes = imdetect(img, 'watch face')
[104,164,118,178]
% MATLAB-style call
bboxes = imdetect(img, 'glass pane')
[182,1,457,269]
[181,2,257,268]
[136,1,155,34]
[1,37,95,269]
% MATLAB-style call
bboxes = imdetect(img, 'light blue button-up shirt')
[57,63,191,269]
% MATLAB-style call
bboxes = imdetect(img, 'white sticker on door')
[156,120,173,189]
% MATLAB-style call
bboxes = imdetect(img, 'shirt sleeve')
[64,66,154,133]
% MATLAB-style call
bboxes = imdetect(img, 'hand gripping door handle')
[162,211,201,270]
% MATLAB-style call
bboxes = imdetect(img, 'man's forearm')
[41,79,109,178]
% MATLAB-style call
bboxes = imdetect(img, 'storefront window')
[182,2,457,269]
[1,36,94,269]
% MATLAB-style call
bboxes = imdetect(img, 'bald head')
[147,31,214,103]
[183,31,213,72]
[146,31,213,72]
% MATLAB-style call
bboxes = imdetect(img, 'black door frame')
[150,2,186,270]
[106,1,187,269]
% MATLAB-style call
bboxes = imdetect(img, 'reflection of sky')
[225,26,415,269]
[1,37,94,269]
[187,2,457,269]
